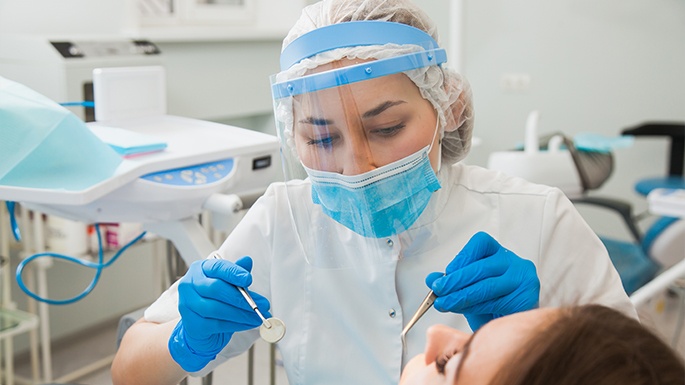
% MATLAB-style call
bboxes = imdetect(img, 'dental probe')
[401,290,437,353]
[237,286,273,329]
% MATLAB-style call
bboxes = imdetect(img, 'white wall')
[0,0,136,36]
[0,0,304,124]
[155,39,281,121]
[451,0,684,238]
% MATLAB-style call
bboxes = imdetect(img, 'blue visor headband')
[280,20,441,71]
[272,20,447,99]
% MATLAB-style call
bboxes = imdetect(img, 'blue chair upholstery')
[635,176,685,197]
[601,237,660,295]
[622,122,685,196]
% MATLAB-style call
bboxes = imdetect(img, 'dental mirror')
[260,317,286,343]
[210,251,287,343]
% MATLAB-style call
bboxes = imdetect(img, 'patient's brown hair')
[489,304,685,385]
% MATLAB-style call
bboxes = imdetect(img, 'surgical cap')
[279,0,474,165]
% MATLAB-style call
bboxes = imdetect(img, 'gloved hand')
[426,232,540,331]
[169,256,270,372]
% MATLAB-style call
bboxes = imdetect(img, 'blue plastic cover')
[573,133,634,153]
[0,76,122,191]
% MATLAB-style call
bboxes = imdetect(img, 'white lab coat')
[145,163,635,384]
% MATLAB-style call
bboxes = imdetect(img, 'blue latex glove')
[169,256,271,372]
[426,232,540,331]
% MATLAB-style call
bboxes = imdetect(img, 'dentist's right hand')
[168,256,270,372]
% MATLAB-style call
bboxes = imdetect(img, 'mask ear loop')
[426,111,443,172]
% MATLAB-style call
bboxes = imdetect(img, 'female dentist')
[112,1,635,384]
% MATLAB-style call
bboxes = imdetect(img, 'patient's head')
[400,304,685,385]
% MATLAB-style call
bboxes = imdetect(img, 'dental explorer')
[210,252,286,343]
[401,290,437,353]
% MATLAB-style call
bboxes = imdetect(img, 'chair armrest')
[571,196,642,242]
[621,122,685,177]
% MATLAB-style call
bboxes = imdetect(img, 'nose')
[339,116,375,175]
[423,325,471,365]
[341,142,375,175]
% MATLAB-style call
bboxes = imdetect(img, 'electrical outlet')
[500,73,531,92]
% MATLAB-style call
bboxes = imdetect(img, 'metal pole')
[631,258,685,307]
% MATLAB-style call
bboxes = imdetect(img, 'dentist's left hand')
[169,256,270,372]
[426,232,540,331]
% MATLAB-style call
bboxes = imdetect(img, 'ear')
[439,69,475,163]
[442,73,471,134]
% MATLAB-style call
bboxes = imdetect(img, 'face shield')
[271,21,450,268]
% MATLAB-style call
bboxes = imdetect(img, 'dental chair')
[617,122,685,271]
[488,113,685,296]
[623,122,685,197]
[592,122,685,288]
[489,116,685,348]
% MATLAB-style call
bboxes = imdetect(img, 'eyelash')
[305,123,404,148]
[435,349,460,375]
[306,135,337,148]
[372,123,405,136]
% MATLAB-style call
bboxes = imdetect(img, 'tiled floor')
[12,286,685,385]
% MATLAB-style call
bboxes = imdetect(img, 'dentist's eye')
[307,135,338,148]
[372,123,405,137]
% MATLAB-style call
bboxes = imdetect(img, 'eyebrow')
[297,100,406,126]
[298,116,333,126]
[362,100,406,119]
[453,328,481,384]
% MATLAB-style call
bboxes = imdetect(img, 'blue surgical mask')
[304,146,441,238]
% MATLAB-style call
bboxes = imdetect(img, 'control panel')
[141,158,234,186]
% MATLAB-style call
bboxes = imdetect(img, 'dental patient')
[400,304,684,385]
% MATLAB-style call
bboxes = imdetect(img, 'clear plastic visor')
[271,57,445,269]
[273,58,444,178]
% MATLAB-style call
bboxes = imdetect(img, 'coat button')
[388,309,397,318]
[386,239,394,247]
